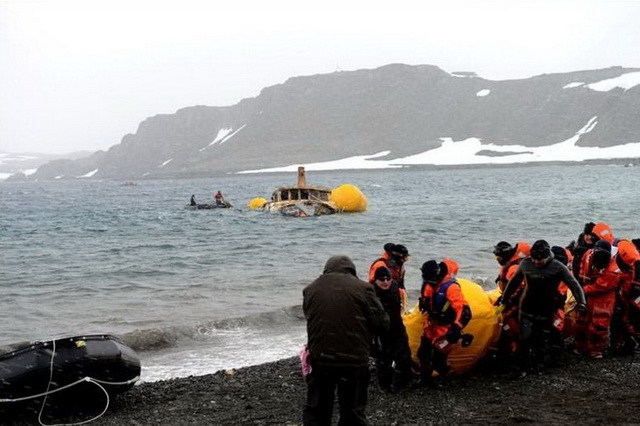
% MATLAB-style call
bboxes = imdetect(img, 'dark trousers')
[517,312,554,371]
[417,337,449,377]
[303,364,370,426]
[374,332,413,389]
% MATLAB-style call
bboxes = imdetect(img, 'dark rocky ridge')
[19,64,640,181]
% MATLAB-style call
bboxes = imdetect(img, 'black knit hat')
[420,260,440,283]
[531,240,552,260]
[391,244,409,257]
[374,266,391,281]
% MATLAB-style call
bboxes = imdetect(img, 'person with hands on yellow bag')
[416,258,472,389]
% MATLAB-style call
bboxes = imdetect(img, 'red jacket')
[579,249,622,295]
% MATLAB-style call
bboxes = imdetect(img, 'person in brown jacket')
[303,255,389,426]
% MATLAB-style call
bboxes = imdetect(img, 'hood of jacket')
[323,255,357,276]
[439,258,459,283]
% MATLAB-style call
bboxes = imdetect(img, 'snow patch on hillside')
[239,116,640,173]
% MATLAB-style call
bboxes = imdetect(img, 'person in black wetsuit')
[500,240,587,376]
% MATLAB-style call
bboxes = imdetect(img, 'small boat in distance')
[185,201,233,210]
[263,167,338,217]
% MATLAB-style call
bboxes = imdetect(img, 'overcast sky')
[1,0,639,154]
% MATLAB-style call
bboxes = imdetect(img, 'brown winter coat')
[303,255,389,367]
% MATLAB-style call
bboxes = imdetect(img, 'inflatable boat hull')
[0,334,141,402]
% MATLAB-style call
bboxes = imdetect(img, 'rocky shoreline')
[3,352,639,425]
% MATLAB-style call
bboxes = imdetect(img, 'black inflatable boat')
[0,334,141,403]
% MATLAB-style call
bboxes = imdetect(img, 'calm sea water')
[1,164,639,381]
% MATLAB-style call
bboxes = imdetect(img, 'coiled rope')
[0,339,140,426]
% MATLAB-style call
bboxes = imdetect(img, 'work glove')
[445,324,462,344]
[461,333,474,347]
[576,303,588,314]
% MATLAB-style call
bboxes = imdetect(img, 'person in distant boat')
[417,258,471,388]
[370,266,414,393]
[369,243,410,313]
[190,194,196,206]
[500,240,587,376]
[214,190,225,205]
[303,255,389,426]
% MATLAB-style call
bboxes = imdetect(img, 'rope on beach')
[0,338,140,426]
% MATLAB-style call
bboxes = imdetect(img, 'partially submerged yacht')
[263,167,339,217]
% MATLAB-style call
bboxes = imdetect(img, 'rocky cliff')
[17,64,640,180]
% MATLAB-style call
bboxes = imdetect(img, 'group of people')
[301,221,640,426]
[301,243,472,425]
[495,221,640,376]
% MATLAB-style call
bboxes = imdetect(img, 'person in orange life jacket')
[303,255,389,426]
[500,240,587,375]
[588,222,640,354]
[573,240,622,358]
[369,243,410,312]
[493,241,530,362]
[370,266,414,393]
[416,258,471,388]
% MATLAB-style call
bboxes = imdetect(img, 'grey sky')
[1,0,639,154]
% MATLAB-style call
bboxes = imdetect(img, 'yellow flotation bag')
[403,278,501,374]
[330,184,367,212]
[486,287,501,306]
[248,197,268,210]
